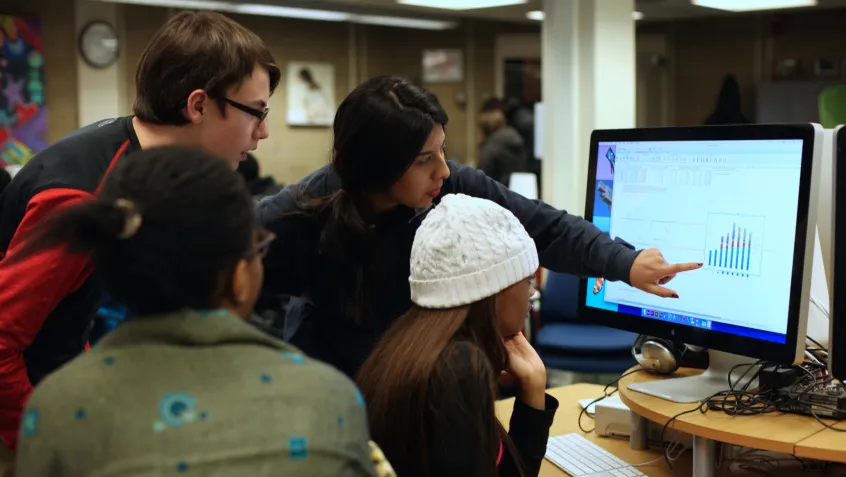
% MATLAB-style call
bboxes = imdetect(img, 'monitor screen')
[584,138,806,345]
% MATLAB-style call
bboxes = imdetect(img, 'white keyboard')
[545,433,644,477]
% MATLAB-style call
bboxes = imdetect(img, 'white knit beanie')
[409,194,539,308]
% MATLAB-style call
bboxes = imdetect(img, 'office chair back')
[819,85,846,128]
[541,271,581,323]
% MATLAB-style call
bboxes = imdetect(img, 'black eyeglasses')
[225,98,269,122]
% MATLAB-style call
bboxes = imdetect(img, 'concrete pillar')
[541,0,636,214]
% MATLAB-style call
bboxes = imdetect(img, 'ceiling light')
[97,0,231,9]
[691,0,817,12]
[397,0,527,10]
[232,4,350,21]
[355,15,456,30]
[94,0,456,30]
[525,10,544,21]
[526,10,644,21]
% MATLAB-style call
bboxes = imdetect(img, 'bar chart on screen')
[704,213,765,277]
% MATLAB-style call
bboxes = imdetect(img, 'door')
[636,33,672,127]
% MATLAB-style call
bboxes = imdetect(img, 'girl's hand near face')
[503,331,547,410]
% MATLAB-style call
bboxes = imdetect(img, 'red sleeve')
[0,188,94,449]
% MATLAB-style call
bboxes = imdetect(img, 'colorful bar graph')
[706,223,752,277]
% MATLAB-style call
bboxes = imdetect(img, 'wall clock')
[78,20,120,69]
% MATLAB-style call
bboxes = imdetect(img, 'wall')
[2,1,537,185]
[769,10,846,78]
[643,8,846,127]
[117,5,537,185]
[362,21,536,173]
[122,5,168,117]
[674,17,761,126]
[366,24,470,170]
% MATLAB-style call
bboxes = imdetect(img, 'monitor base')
[627,350,759,403]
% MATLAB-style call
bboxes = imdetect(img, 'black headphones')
[631,334,709,374]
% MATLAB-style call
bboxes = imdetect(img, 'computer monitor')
[830,125,846,382]
[579,124,822,403]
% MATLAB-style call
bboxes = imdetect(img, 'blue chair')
[90,294,129,345]
[535,271,637,374]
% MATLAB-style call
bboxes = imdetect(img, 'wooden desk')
[496,383,682,477]
[616,367,846,475]
[618,368,828,455]
[494,383,822,476]
[794,423,846,463]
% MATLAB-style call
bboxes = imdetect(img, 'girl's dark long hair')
[292,75,449,323]
[18,146,255,316]
[356,297,525,477]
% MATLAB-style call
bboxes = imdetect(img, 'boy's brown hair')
[133,11,281,126]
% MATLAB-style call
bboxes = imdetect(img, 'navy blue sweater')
[257,162,640,378]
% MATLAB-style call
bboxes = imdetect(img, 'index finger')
[664,262,703,274]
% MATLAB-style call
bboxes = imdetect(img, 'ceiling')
[241,0,846,23]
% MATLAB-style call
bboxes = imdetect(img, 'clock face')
[79,21,119,69]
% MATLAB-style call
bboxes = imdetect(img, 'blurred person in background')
[477,99,528,186]
[503,97,535,160]
[237,152,283,198]
[704,74,750,126]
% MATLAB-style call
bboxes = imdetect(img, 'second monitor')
[830,125,845,382]
[579,124,822,403]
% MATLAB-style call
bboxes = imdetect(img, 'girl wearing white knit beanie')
[357,194,557,477]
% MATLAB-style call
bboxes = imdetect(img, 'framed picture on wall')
[773,58,802,81]
[422,49,464,83]
[814,58,839,78]
[286,61,335,127]
[0,14,47,168]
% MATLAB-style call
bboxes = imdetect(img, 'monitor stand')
[627,350,759,403]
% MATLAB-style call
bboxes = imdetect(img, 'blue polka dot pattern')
[103,356,116,366]
[260,373,272,383]
[75,408,86,420]
[159,393,198,428]
[354,387,365,406]
[281,351,305,365]
[337,416,344,425]
[289,436,308,461]
[21,409,38,437]
[176,461,189,472]
[199,411,208,420]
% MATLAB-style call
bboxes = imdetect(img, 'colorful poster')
[0,14,46,168]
